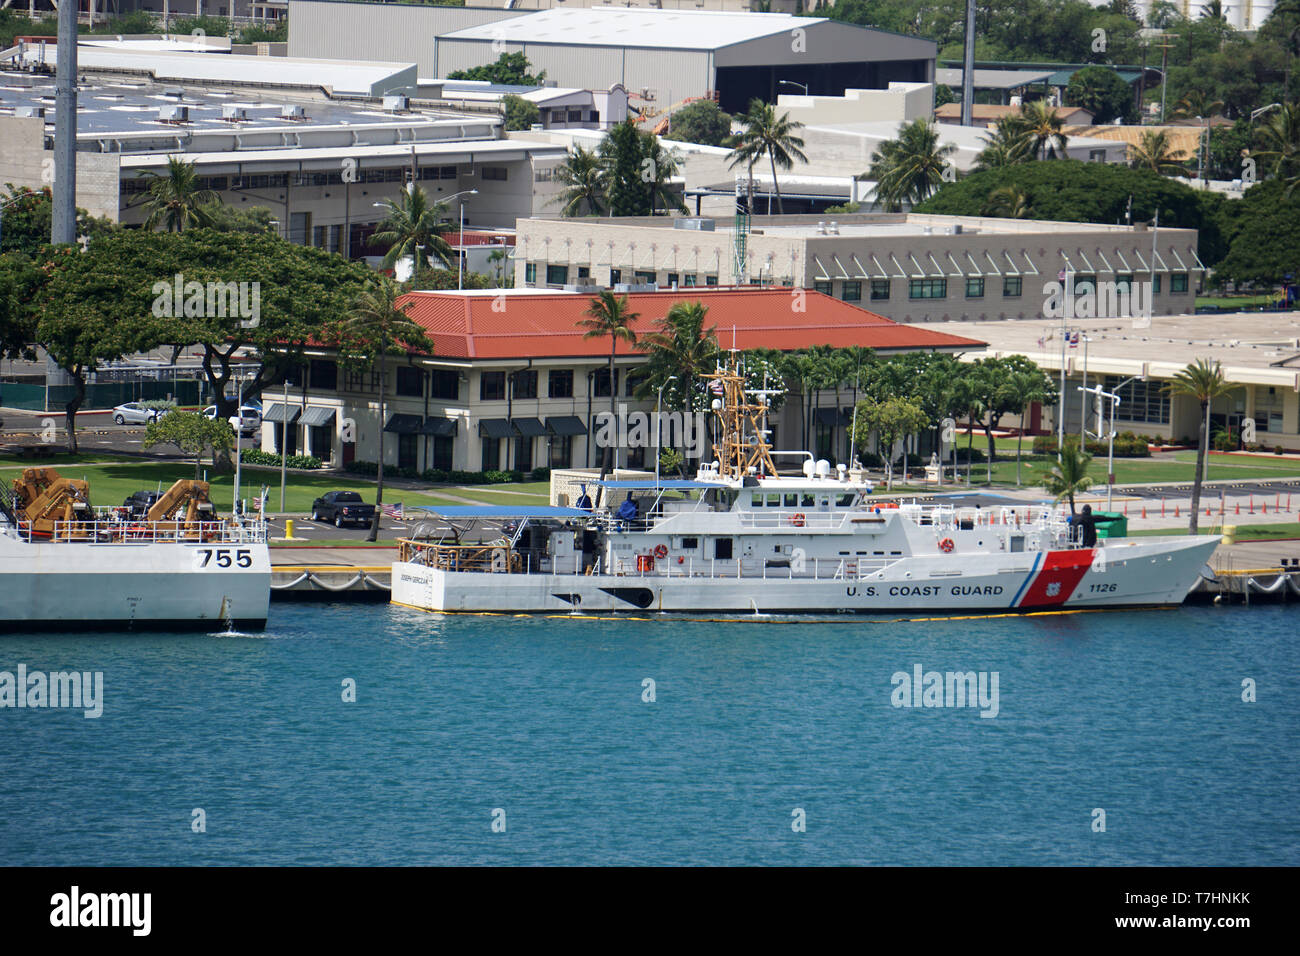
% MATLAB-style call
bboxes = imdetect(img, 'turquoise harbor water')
[1,603,1297,866]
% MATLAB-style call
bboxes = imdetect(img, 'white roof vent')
[383,94,409,113]
[158,104,189,123]
[222,104,249,122]
[280,104,306,120]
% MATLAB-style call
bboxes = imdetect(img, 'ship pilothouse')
[391,354,1221,614]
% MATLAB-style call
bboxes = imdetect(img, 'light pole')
[655,375,676,485]
[449,188,479,290]
[778,80,808,95]
[1250,103,1281,123]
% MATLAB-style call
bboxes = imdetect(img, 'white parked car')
[112,402,168,425]
[203,404,263,437]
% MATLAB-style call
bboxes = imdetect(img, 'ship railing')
[35,517,267,544]
[398,539,520,573]
[605,554,900,581]
[735,510,844,530]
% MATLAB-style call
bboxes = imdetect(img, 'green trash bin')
[1094,512,1127,539]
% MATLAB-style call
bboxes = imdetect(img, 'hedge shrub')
[240,448,323,469]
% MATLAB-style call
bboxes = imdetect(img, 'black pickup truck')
[310,491,377,528]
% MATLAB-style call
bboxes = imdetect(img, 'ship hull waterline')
[391,536,1220,616]
[0,540,271,630]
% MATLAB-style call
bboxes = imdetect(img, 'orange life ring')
[938,537,955,553]
[790,512,806,528]
[653,543,668,559]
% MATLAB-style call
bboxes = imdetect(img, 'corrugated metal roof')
[395,288,985,361]
[440,9,828,51]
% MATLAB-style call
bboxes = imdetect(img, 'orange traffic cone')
[1236,502,1240,515]
[1175,505,1180,517]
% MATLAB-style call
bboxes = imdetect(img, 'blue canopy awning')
[412,505,591,519]
[595,479,723,490]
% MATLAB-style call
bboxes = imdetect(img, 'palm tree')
[1164,358,1237,534]
[727,99,808,214]
[1169,90,1224,122]
[552,145,608,216]
[635,300,719,414]
[370,185,454,275]
[1020,100,1069,160]
[1128,129,1190,176]
[579,291,639,486]
[866,118,957,212]
[974,116,1035,170]
[643,137,688,215]
[140,156,218,232]
[336,278,433,541]
[980,185,1033,218]
[1043,442,1094,518]
[1254,102,1300,194]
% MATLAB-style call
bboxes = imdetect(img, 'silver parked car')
[112,402,166,425]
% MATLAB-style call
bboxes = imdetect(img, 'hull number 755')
[195,548,254,569]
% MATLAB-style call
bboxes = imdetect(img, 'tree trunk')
[1015,414,1024,486]
[985,416,996,484]
[63,370,85,454]
[1189,399,1206,534]
[769,150,783,215]
[966,413,974,485]
[368,338,386,543]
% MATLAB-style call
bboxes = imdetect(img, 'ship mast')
[703,352,779,480]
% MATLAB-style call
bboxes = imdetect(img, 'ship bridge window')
[835,493,855,507]
[784,493,799,507]
[715,538,733,560]
[681,537,699,550]
[802,493,815,508]
[767,493,781,507]
[751,493,763,507]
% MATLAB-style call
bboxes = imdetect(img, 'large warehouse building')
[288,2,936,113]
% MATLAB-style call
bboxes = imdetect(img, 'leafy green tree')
[1253,102,1300,193]
[448,52,544,86]
[635,300,719,416]
[552,146,608,217]
[974,116,1035,171]
[201,203,279,235]
[143,410,235,479]
[727,99,808,214]
[0,251,43,361]
[370,185,454,272]
[643,136,688,215]
[601,120,652,216]
[933,84,956,108]
[1043,442,1094,517]
[0,185,115,255]
[1021,100,1070,160]
[965,356,1023,483]
[1211,180,1300,285]
[1128,129,1189,177]
[851,396,929,490]
[663,100,733,147]
[1164,358,1237,533]
[1005,360,1057,485]
[980,185,1033,218]
[579,291,639,482]
[865,118,956,212]
[138,157,219,232]
[331,277,435,541]
[1064,66,1136,124]
[502,94,541,132]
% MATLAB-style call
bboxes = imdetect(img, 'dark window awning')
[384,413,424,434]
[298,406,336,427]
[511,417,546,437]
[546,415,587,436]
[262,403,300,424]
[479,418,511,438]
[422,416,458,436]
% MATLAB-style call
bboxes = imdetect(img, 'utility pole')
[960,0,976,127]
[52,0,78,245]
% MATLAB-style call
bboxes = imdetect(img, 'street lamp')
[442,188,479,290]
[778,80,808,95]
[1079,373,1142,511]
[1251,103,1281,123]
[655,375,677,485]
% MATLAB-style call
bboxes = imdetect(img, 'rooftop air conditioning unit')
[828,221,839,234]
[816,220,826,234]
[383,94,409,113]
[15,106,45,118]
[280,104,306,120]
[158,104,189,122]
[222,104,249,122]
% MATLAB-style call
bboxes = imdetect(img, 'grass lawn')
[0,458,497,513]
[944,450,1300,487]
[1129,523,1299,541]
[1194,294,1282,310]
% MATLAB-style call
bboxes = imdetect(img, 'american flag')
[710,378,725,396]
[1057,269,1067,281]
[1069,331,1080,348]
[383,502,404,520]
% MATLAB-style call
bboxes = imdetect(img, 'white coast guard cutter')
[391,357,1218,615]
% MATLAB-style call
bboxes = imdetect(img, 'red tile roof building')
[281,288,985,474]
[397,288,985,359]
